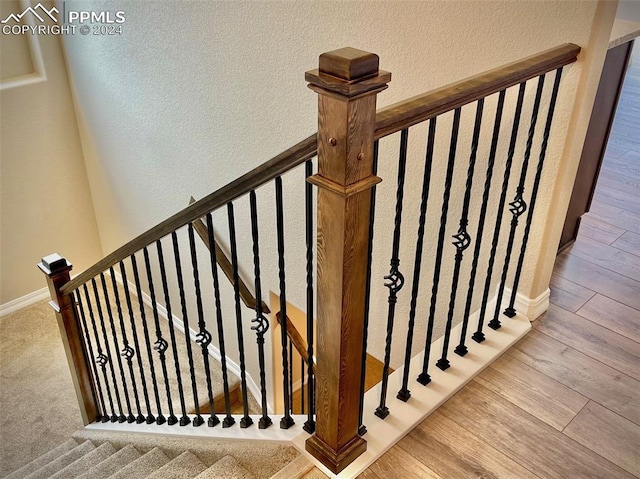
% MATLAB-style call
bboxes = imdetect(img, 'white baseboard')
[0,287,50,317]
[504,286,550,321]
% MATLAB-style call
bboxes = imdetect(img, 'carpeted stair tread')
[269,455,314,479]
[49,442,116,478]
[146,451,207,479]
[301,468,329,479]
[23,440,95,479]
[4,439,79,479]
[76,444,142,479]
[194,455,256,479]
[107,447,170,479]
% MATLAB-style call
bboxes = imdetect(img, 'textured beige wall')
[0,13,102,304]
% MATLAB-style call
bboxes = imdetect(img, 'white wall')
[61,0,613,407]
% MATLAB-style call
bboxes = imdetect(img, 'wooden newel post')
[305,48,391,474]
[38,253,99,425]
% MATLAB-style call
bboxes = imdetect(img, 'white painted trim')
[0,286,50,317]
[504,286,550,321]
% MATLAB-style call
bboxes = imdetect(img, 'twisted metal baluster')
[187,223,220,427]
[76,289,107,422]
[206,213,235,428]
[506,68,564,316]
[418,108,462,386]
[249,190,273,429]
[375,128,408,419]
[456,91,506,356]
[437,99,485,370]
[130,253,162,424]
[489,74,546,331]
[156,239,190,426]
[473,82,527,343]
[171,231,203,426]
[398,119,436,401]
[143,246,177,425]
[304,159,316,434]
[108,267,141,423]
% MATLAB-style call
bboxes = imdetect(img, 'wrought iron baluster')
[300,355,305,415]
[473,82,527,343]
[108,267,141,423]
[227,202,254,428]
[276,176,295,429]
[156,240,190,426]
[187,223,220,427]
[119,260,153,423]
[76,289,107,422]
[376,128,408,419]
[437,99,485,370]
[143,246,178,425]
[289,338,294,414]
[171,231,202,426]
[418,108,462,385]
[456,91,506,355]
[249,190,272,429]
[206,213,235,428]
[130,253,162,424]
[398,119,436,401]
[506,68,564,316]
[304,159,316,434]
[489,74,546,331]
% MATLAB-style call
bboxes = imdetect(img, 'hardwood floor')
[359,45,640,478]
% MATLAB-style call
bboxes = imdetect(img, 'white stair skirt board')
[85,414,307,443]
[0,286,50,317]
[291,298,534,479]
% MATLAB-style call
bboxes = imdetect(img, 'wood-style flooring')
[359,45,640,479]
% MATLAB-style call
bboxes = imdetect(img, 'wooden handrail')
[275,312,316,375]
[60,43,579,295]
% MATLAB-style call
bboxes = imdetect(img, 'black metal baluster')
[506,68,564,316]
[359,141,379,434]
[304,159,316,434]
[119,260,153,423]
[472,82,527,343]
[376,128,409,419]
[187,223,220,428]
[76,289,107,422]
[456,91,506,355]
[398,119,436,401]
[249,190,272,429]
[130,253,162,424]
[289,338,294,414]
[83,283,116,422]
[171,231,203,426]
[276,176,295,429]
[227,202,254,428]
[91,277,126,422]
[437,100,485,370]
[489,74,546,331]
[143,246,177,425]
[156,240,190,426]
[418,108,462,386]
[206,213,235,428]
[108,267,141,423]
[300,355,305,415]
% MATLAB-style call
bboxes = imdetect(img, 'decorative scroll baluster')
[130,253,162,424]
[76,290,107,422]
[143,246,178,425]
[489,74,546,331]
[397,119,436,401]
[187,223,220,427]
[506,68,564,316]
[276,176,295,429]
[418,108,462,385]
[375,128,408,419]
[437,99,484,370]
[156,240,190,426]
[304,159,316,434]
[227,202,254,428]
[249,190,273,429]
[206,213,235,428]
[473,82,527,343]
[119,260,154,423]
[108,267,141,423]
[171,231,203,427]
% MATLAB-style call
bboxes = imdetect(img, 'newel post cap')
[38,253,72,276]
